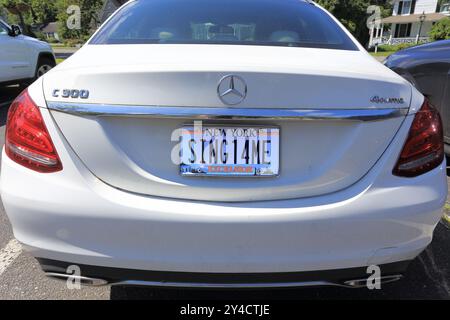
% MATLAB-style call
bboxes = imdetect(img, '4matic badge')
[370,96,405,105]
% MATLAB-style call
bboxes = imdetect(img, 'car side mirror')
[8,25,22,37]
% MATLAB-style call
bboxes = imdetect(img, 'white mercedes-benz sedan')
[1,0,447,288]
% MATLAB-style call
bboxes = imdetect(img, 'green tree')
[315,0,392,46]
[0,4,8,19]
[30,0,57,25]
[429,18,450,41]
[0,0,33,35]
[55,0,103,42]
[0,0,58,35]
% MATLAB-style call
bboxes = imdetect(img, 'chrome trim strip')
[112,280,345,288]
[115,275,404,288]
[47,102,408,122]
[8,143,59,166]
[45,273,109,286]
[44,272,403,289]
[343,275,403,288]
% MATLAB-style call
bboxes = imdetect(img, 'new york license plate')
[180,126,279,177]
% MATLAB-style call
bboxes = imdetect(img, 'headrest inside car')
[270,31,300,43]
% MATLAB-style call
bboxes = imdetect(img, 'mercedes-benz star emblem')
[217,75,247,105]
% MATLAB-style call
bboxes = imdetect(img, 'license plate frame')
[179,125,280,177]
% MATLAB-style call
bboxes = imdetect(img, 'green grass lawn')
[56,58,65,64]
[51,43,74,48]
[442,201,450,221]
[443,204,450,229]
[50,44,79,51]
[370,51,395,57]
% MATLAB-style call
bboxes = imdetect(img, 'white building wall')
[393,0,438,15]
[414,0,438,14]
[410,21,434,37]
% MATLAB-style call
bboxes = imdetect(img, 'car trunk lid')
[44,45,410,202]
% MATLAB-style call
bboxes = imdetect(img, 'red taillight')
[393,99,444,177]
[5,90,62,173]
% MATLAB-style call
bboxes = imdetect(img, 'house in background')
[369,0,449,47]
[40,22,60,42]
[441,2,450,13]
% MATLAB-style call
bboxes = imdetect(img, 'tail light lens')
[5,90,62,173]
[393,99,444,177]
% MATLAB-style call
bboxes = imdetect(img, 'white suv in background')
[0,19,56,86]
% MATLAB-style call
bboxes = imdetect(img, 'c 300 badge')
[52,89,89,99]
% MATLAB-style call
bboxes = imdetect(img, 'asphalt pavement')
[0,85,449,300]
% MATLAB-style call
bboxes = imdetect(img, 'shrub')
[429,18,450,41]
[47,37,60,44]
[376,43,418,52]
[33,31,47,42]
[64,38,83,47]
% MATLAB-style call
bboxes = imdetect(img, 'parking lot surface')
[0,85,449,300]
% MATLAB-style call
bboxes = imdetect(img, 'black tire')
[35,56,56,80]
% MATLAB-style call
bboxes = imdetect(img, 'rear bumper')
[39,258,408,288]
[0,107,447,280]
[1,151,447,276]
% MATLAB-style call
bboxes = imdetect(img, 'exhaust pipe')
[343,274,403,288]
[45,272,109,286]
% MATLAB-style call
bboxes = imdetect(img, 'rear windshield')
[90,0,358,51]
